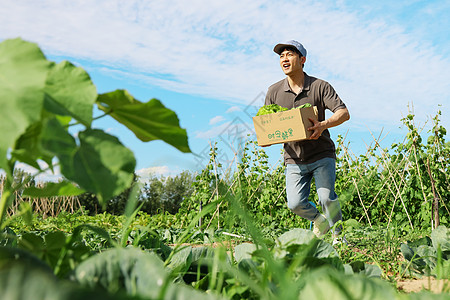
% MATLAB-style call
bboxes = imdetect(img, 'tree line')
[1,170,195,217]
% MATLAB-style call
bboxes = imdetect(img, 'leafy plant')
[0,37,190,228]
[336,109,449,231]
[256,104,288,116]
[401,225,450,278]
[256,103,312,116]
[1,37,449,299]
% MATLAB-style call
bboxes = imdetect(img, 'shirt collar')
[282,72,311,93]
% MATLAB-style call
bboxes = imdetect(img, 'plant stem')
[0,185,12,229]
[66,112,109,128]
[426,158,440,229]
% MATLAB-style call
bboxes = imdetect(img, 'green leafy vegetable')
[295,103,312,109]
[256,104,288,116]
[256,103,312,116]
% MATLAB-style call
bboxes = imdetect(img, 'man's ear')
[301,56,306,64]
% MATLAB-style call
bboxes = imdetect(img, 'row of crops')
[0,38,449,299]
[1,208,449,299]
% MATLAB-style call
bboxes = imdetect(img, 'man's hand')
[307,108,350,140]
[308,118,326,140]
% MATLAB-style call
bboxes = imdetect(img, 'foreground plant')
[0,38,190,228]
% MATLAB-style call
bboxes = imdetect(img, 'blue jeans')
[285,157,342,233]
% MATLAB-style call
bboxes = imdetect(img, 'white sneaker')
[312,214,330,238]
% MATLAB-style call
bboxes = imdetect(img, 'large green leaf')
[11,115,72,175]
[75,247,169,298]
[97,90,191,153]
[43,231,67,269]
[345,261,382,278]
[0,265,61,300]
[0,264,136,300]
[234,243,257,262]
[11,122,53,171]
[71,224,115,247]
[275,229,343,272]
[75,247,223,300]
[0,246,52,273]
[167,246,193,274]
[44,60,96,126]
[0,38,51,172]
[277,228,339,260]
[17,233,46,259]
[297,267,397,300]
[431,225,450,253]
[277,228,315,246]
[39,117,77,161]
[0,38,96,176]
[39,120,135,203]
[59,129,136,203]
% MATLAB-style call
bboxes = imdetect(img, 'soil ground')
[397,277,449,293]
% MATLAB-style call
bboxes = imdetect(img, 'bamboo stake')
[352,177,372,227]
[368,128,414,230]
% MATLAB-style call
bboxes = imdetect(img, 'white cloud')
[195,120,254,141]
[136,165,181,180]
[195,122,233,140]
[1,0,449,131]
[226,106,241,113]
[209,115,225,125]
[13,161,63,183]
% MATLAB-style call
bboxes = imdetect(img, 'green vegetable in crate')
[295,103,312,109]
[256,104,288,116]
[256,103,312,116]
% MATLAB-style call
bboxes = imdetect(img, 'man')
[264,40,350,244]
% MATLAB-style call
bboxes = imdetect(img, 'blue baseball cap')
[273,40,307,57]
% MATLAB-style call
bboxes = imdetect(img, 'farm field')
[2,210,449,299]
[0,38,449,299]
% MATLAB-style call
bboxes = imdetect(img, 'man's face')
[279,49,304,76]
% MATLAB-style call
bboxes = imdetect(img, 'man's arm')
[308,108,350,140]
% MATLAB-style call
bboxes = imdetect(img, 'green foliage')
[140,171,195,215]
[76,174,140,216]
[400,225,450,278]
[176,110,449,237]
[336,110,449,231]
[177,141,306,236]
[0,38,52,173]
[74,247,169,298]
[3,209,450,298]
[0,264,136,300]
[297,267,396,300]
[74,171,194,216]
[177,144,223,228]
[0,38,190,227]
[1,37,449,299]
[256,104,288,116]
[256,103,312,116]
[294,103,312,109]
[97,90,190,153]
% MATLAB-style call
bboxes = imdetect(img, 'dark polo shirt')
[264,73,346,164]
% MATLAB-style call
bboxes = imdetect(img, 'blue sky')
[1,0,449,180]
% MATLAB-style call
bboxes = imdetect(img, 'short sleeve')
[322,82,346,113]
[264,88,273,105]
